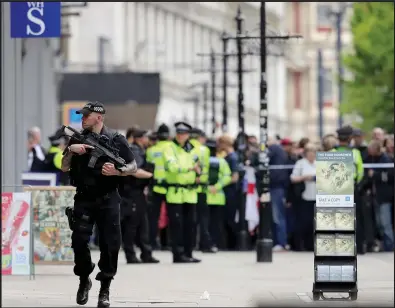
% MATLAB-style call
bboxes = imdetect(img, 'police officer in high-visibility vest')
[205,139,232,249]
[190,128,216,253]
[46,130,70,185]
[146,124,171,249]
[163,122,201,263]
[332,125,365,254]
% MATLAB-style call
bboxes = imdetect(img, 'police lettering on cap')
[174,121,192,133]
[76,101,106,115]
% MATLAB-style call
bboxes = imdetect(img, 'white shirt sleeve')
[291,159,303,179]
[34,145,46,161]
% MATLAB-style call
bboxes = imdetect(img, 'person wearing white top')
[290,143,317,251]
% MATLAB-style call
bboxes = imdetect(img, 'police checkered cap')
[76,101,106,115]
[174,121,192,133]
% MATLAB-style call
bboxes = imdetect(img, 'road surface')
[2,251,394,307]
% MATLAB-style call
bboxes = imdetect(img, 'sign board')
[26,187,76,264]
[22,172,57,187]
[62,101,85,129]
[10,2,61,38]
[315,152,354,207]
[2,192,32,275]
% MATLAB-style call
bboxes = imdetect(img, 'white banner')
[316,194,354,208]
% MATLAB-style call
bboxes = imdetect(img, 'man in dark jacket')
[366,140,394,251]
[280,138,298,250]
[119,128,159,263]
[268,138,290,251]
[353,129,368,161]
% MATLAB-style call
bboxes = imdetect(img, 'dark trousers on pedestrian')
[293,199,315,251]
[120,191,152,261]
[361,194,377,250]
[354,189,366,254]
[167,203,196,258]
[208,205,224,249]
[148,191,167,249]
[196,193,213,250]
[72,190,121,281]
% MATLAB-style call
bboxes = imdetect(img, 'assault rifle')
[59,125,127,170]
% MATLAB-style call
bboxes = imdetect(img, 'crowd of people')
[27,123,394,260]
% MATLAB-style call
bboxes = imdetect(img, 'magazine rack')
[312,202,358,301]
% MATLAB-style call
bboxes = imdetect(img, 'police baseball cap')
[76,102,106,115]
[174,121,192,134]
[205,138,217,149]
[132,128,149,138]
[352,128,363,137]
[191,127,206,138]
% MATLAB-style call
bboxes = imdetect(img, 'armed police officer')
[61,102,151,308]
[146,124,171,249]
[119,128,159,264]
[163,122,201,263]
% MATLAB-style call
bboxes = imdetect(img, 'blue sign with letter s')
[10,2,61,38]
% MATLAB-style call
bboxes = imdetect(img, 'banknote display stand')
[312,203,358,301]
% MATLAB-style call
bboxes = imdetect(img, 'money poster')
[316,208,336,230]
[31,189,75,264]
[316,207,355,231]
[335,207,355,231]
[335,233,355,256]
[315,234,336,256]
[315,152,354,207]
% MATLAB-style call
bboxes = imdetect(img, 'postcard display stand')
[312,152,358,301]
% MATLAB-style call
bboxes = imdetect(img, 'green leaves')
[342,3,394,133]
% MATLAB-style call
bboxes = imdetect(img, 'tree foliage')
[342,3,394,133]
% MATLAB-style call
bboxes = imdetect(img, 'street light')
[328,3,353,128]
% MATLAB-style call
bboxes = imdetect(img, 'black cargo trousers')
[72,189,121,281]
[120,190,152,260]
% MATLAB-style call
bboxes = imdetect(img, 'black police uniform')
[336,126,366,254]
[119,129,159,264]
[67,102,135,308]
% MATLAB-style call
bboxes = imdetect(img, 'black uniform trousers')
[167,202,196,258]
[72,190,121,281]
[208,205,224,248]
[196,192,213,250]
[148,191,167,248]
[120,190,152,260]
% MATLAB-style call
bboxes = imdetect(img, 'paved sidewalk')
[2,251,394,307]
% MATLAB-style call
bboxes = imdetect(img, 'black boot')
[126,255,141,264]
[140,253,160,263]
[76,276,92,305]
[97,280,111,308]
[173,255,193,263]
